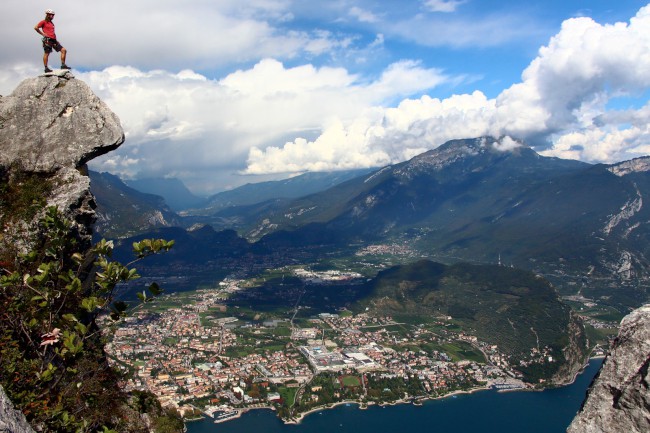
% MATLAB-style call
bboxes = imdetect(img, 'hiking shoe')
[60,64,71,70]
[44,67,53,73]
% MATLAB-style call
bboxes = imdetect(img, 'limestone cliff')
[0,72,123,172]
[0,73,125,431]
[0,71,123,254]
[567,305,650,433]
[552,312,590,386]
[0,386,35,433]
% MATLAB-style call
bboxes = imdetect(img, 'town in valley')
[105,264,611,424]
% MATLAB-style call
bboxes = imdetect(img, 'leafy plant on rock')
[0,206,175,432]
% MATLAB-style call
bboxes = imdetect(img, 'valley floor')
[106,276,571,422]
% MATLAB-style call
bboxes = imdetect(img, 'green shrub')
[0,207,174,432]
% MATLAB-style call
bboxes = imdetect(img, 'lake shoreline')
[185,358,604,433]
[185,356,604,428]
[283,383,499,425]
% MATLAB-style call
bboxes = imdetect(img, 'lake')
[186,358,603,433]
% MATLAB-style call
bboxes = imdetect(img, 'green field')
[273,326,292,337]
[584,324,618,346]
[440,341,485,363]
[224,346,256,358]
[278,386,298,407]
[162,337,179,346]
[340,375,362,387]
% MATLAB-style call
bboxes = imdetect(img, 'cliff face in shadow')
[568,305,650,433]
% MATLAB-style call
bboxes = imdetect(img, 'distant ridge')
[195,168,375,214]
[127,177,205,211]
[90,171,181,238]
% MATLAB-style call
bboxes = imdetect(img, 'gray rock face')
[0,76,140,431]
[567,305,650,433]
[0,74,124,251]
[607,156,650,177]
[0,72,124,172]
[552,313,590,386]
[0,385,35,433]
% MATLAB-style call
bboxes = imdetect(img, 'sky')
[3,1,650,195]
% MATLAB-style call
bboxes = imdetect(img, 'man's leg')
[60,47,67,66]
[42,41,53,72]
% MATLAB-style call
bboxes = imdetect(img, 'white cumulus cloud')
[244,91,496,174]
[81,59,449,192]
[0,0,359,79]
[246,4,650,174]
[496,6,650,138]
[349,6,381,23]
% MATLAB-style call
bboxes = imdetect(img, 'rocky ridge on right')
[567,304,650,433]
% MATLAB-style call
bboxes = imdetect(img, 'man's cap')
[45,9,55,15]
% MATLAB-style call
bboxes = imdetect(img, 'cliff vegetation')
[0,74,177,432]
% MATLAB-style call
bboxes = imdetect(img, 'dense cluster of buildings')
[106,281,525,418]
[355,243,417,257]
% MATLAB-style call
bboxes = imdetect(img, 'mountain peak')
[430,136,528,158]
[395,136,530,178]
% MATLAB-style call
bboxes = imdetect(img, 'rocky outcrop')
[567,305,650,433]
[0,73,133,431]
[607,156,650,176]
[0,72,123,173]
[0,386,35,433]
[552,312,590,386]
[0,72,124,252]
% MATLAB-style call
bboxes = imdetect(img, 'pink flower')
[40,328,61,346]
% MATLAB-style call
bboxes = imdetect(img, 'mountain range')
[242,137,650,307]
[93,136,650,309]
[196,168,375,214]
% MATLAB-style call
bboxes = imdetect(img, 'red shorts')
[42,37,63,53]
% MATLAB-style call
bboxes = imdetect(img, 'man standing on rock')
[34,9,71,73]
